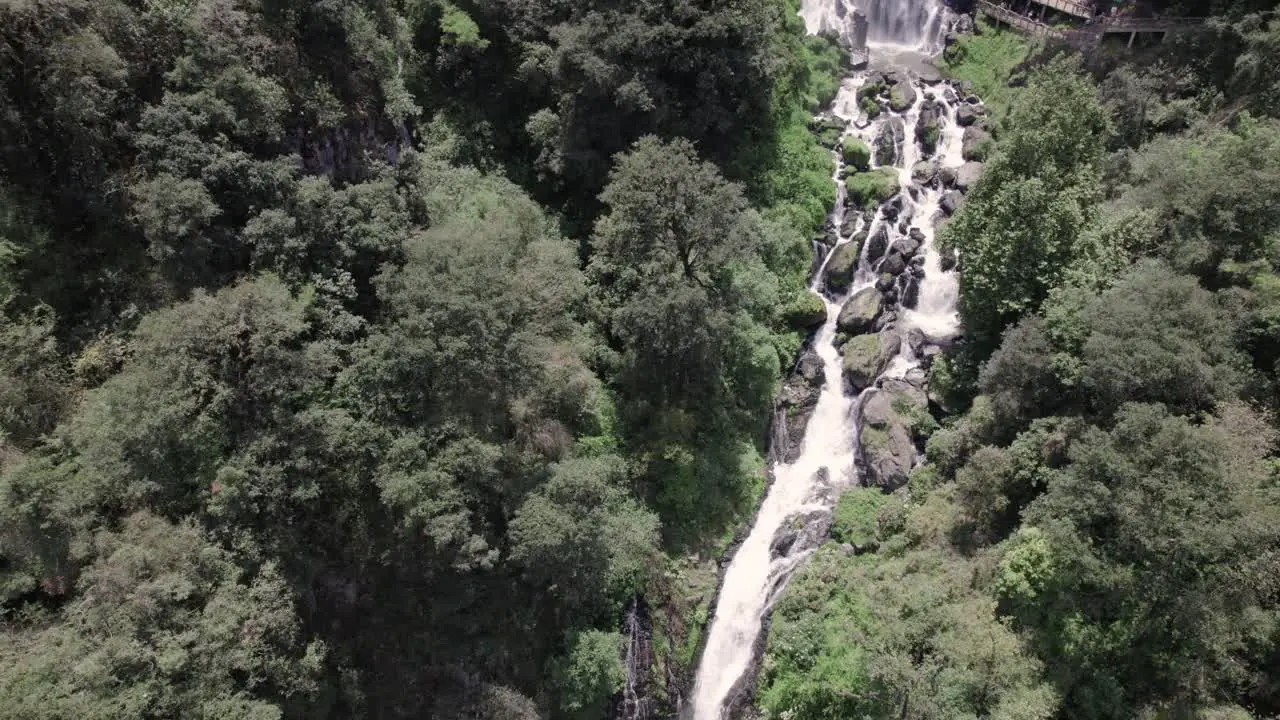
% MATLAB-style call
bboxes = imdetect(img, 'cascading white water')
[687,91,865,716]
[800,0,948,52]
[688,8,968,717]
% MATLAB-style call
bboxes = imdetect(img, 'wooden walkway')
[1034,0,1093,20]
[976,1,1204,47]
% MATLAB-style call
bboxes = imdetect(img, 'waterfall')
[800,0,948,52]
[687,11,968,718]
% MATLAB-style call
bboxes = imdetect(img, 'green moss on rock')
[841,139,871,171]
[845,168,900,211]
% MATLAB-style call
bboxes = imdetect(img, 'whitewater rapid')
[687,2,964,716]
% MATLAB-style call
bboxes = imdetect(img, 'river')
[687,1,967,716]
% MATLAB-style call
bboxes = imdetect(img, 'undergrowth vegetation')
[760,6,1280,720]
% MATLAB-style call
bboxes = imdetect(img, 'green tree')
[0,512,324,720]
[508,455,659,621]
[551,630,626,720]
[589,136,779,542]
[1074,260,1246,417]
[943,57,1108,354]
[1010,403,1280,717]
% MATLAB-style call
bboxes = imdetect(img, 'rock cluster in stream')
[778,73,988,488]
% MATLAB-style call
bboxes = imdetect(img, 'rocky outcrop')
[841,329,900,393]
[962,126,992,162]
[874,117,904,166]
[775,347,825,463]
[889,81,917,112]
[955,161,983,191]
[824,240,862,294]
[864,224,890,266]
[940,189,965,215]
[856,379,929,491]
[770,506,834,559]
[837,287,883,335]
[955,103,983,127]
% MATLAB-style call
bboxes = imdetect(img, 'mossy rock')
[888,86,912,113]
[836,287,882,335]
[824,240,863,293]
[841,333,883,391]
[808,116,846,148]
[782,291,826,330]
[857,82,882,100]
[962,126,994,162]
[918,120,941,156]
[860,425,890,453]
[841,139,871,171]
[859,95,882,119]
[845,168,900,211]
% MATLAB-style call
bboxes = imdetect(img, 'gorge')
[688,1,980,716]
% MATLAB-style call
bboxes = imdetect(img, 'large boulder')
[911,159,938,185]
[940,189,965,215]
[878,252,906,277]
[783,291,826,329]
[962,126,992,162]
[840,212,863,237]
[955,104,983,127]
[955,161,983,192]
[809,116,848,147]
[864,224,890,265]
[775,347,826,462]
[916,101,943,155]
[898,230,924,258]
[857,379,930,490]
[842,138,872,171]
[874,117,905,166]
[889,81,917,112]
[845,168,900,211]
[824,240,863,293]
[899,273,920,309]
[937,165,957,188]
[837,287,883,335]
[905,327,926,357]
[940,247,958,272]
[841,330,900,392]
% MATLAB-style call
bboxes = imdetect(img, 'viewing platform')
[976,0,1205,47]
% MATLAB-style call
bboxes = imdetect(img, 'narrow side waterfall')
[688,12,974,717]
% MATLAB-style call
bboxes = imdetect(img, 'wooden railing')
[976,1,1205,45]
[1031,0,1093,19]
[977,2,1070,38]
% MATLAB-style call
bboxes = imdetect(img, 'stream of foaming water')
[688,7,966,714]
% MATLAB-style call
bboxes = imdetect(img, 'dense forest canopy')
[5,0,1280,718]
[0,0,842,716]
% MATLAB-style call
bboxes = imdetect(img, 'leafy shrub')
[831,487,889,547]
